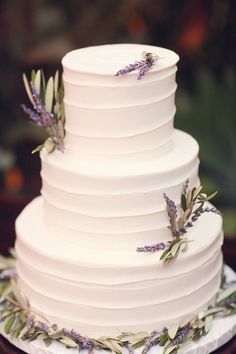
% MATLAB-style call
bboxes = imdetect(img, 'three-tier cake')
[15,44,223,338]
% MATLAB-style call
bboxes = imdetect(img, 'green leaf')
[34,70,41,94]
[44,138,55,153]
[54,71,59,100]
[168,324,179,340]
[202,307,223,318]
[164,345,179,354]
[217,288,236,304]
[32,144,44,154]
[102,339,122,353]
[41,70,46,94]
[204,315,213,334]
[132,339,145,349]
[171,241,181,258]
[160,248,172,261]
[11,320,26,339]
[31,70,36,83]
[58,336,78,348]
[159,332,168,346]
[181,194,187,211]
[4,314,15,334]
[57,119,65,138]
[179,241,188,253]
[45,77,54,112]
[22,73,34,105]
[192,186,203,200]
[199,191,218,202]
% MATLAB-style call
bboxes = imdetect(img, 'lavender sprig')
[142,330,161,354]
[22,70,65,154]
[115,52,158,80]
[137,180,220,263]
[169,325,190,346]
[62,328,94,352]
[136,242,170,253]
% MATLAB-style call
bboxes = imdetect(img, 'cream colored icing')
[15,43,224,338]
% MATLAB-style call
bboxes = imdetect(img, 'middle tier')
[41,129,199,249]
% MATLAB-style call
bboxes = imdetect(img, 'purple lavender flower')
[62,328,94,352]
[30,84,53,127]
[27,315,35,330]
[168,325,190,347]
[22,84,54,128]
[115,52,158,80]
[142,330,160,354]
[36,321,49,332]
[136,242,168,253]
[0,268,17,280]
[163,193,178,220]
[126,342,134,354]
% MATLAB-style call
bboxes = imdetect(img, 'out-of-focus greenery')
[176,69,236,234]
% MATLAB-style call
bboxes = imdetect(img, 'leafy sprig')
[115,51,159,80]
[137,180,221,263]
[0,257,235,354]
[22,70,65,154]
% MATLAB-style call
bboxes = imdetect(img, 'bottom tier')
[15,197,223,338]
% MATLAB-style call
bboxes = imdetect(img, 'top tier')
[62,43,179,82]
[61,44,180,162]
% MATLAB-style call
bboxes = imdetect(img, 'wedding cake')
[15,44,223,338]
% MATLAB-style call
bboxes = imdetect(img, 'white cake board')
[1,265,236,354]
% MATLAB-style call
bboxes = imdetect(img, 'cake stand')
[1,265,236,354]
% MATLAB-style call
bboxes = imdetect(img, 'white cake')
[15,44,223,338]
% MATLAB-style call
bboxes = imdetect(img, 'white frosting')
[14,43,224,338]
[15,197,223,337]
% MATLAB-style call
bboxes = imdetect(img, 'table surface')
[0,193,235,353]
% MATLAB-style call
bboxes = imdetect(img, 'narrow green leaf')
[181,194,187,211]
[179,240,188,253]
[102,339,122,353]
[32,144,44,154]
[204,315,213,334]
[45,77,54,112]
[202,307,223,318]
[186,190,193,206]
[168,324,179,340]
[160,248,172,261]
[217,288,236,304]
[132,339,145,349]
[38,70,46,100]
[34,70,41,94]
[22,73,34,105]
[199,191,218,202]
[11,320,26,339]
[54,70,59,100]
[4,314,15,333]
[159,332,168,346]
[44,138,55,153]
[31,70,36,83]
[58,336,78,348]
[164,344,179,354]
[192,186,203,200]
[171,241,181,258]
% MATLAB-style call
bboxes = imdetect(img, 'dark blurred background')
[0,0,236,255]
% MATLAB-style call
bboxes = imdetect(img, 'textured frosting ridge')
[15,43,223,338]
